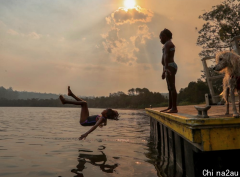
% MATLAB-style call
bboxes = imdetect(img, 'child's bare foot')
[59,95,66,104]
[68,86,73,96]
[166,109,178,113]
[160,108,171,112]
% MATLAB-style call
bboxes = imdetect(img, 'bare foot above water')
[59,95,66,104]
[68,86,73,96]
[165,109,178,113]
[160,108,171,112]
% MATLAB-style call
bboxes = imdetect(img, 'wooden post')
[202,58,217,103]
[231,36,240,54]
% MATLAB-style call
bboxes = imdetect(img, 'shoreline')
[0,106,146,110]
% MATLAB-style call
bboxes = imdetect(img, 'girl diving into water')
[59,86,119,140]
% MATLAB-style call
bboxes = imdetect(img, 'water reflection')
[145,122,179,177]
[0,108,161,177]
[144,138,163,177]
[71,147,118,176]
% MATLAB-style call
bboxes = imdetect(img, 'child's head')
[102,109,119,120]
[159,28,172,44]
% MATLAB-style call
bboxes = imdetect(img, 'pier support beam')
[147,108,240,177]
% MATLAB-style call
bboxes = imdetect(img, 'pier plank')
[146,104,240,151]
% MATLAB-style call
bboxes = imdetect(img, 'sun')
[124,0,136,9]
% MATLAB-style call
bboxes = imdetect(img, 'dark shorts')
[80,115,99,126]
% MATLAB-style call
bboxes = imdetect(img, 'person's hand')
[162,72,166,80]
[164,69,172,76]
[99,124,103,128]
[79,133,88,140]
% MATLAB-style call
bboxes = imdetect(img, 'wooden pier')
[146,105,240,177]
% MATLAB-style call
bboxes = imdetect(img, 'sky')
[0,0,224,96]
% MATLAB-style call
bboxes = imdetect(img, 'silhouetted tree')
[0,87,168,109]
[128,88,135,96]
[197,0,240,57]
[178,80,209,104]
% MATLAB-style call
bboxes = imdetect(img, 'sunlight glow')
[124,0,136,9]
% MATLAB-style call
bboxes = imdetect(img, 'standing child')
[159,29,178,113]
[59,86,119,140]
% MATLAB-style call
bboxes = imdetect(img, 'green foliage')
[0,80,214,108]
[86,88,166,109]
[178,80,209,104]
[159,102,168,107]
[0,86,168,109]
[197,0,240,57]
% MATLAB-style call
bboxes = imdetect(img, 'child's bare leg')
[166,68,178,113]
[160,93,172,112]
[68,86,85,102]
[167,89,177,113]
[160,76,172,112]
[59,95,89,124]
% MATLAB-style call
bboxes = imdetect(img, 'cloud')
[102,28,122,49]
[101,6,155,65]
[106,6,153,25]
[102,27,135,64]
[28,32,41,39]
[130,24,161,69]
[7,29,19,35]
[131,24,154,44]
[7,29,41,39]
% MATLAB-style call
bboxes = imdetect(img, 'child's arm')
[79,118,104,140]
[104,119,107,126]
[163,44,172,75]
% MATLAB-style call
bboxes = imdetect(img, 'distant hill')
[18,91,60,100]
[0,87,168,108]
[0,86,89,100]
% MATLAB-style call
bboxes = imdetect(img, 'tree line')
[0,81,215,108]
[0,87,168,109]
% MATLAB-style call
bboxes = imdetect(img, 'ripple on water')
[28,144,43,146]
[0,108,158,177]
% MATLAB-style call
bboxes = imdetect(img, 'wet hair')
[159,28,172,39]
[106,109,119,120]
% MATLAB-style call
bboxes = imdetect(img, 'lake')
[0,107,160,177]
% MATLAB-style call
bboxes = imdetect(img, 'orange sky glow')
[0,0,224,96]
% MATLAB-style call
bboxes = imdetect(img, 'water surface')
[0,107,159,177]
